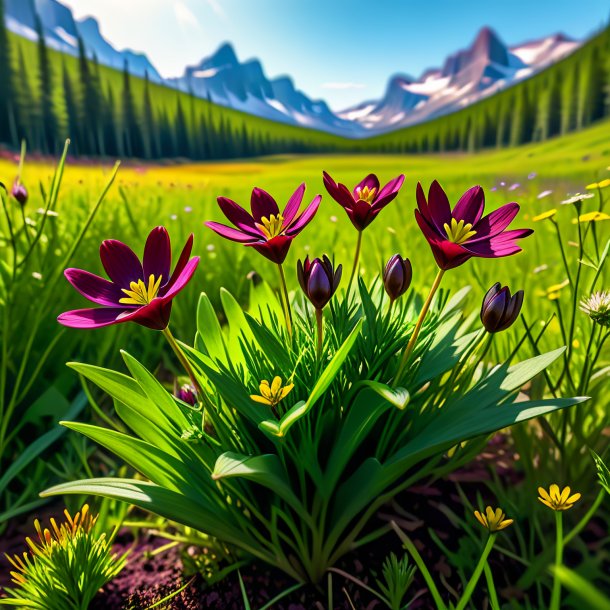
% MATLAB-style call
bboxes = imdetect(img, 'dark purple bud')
[176,383,197,406]
[480,282,524,333]
[11,181,27,206]
[383,254,412,301]
[297,255,342,310]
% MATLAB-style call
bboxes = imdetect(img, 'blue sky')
[62,0,609,110]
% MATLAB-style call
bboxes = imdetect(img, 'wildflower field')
[1,112,609,609]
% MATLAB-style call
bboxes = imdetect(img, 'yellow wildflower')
[474,506,513,532]
[538,484,581,511]
[532,209,557,222]
[251,376,294,408]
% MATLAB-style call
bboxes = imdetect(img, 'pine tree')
[141,71,157,159]
[121,61,143,157]
[62,62,80,154]
[0,0,17,145]
[35,13,58,153]
[15,47,36,147]
[174,96,189,157]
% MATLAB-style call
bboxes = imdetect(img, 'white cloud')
[322,82,366,90]
[205,0,227,20]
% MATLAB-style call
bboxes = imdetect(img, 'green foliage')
[43,273,581,583]
[1,505,127,610]
[375,552,416,610]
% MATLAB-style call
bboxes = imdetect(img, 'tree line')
[0,0,608,160]
[0,0,340,160]
[361,25,610,154]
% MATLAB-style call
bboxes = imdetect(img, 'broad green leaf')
[249,280,284,329]
[213,452,304,514]
[355,381,410,410]
[121,351,190,431]
[196,292,228,365]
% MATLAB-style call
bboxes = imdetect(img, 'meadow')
[1,115,609,608]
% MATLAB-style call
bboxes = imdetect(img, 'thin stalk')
[550,511,563,610]
[394,268,445,384]
[454,534,496,610]
[483,563,500,610]
[315,308,323,360]
[551,219,572,289]
[277,263,293,337]
[390,521,447,610]
[162,326,203,396]
[347,230,362,292]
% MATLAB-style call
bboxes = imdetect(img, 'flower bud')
[176,383,197,406]
[11,181,27,206]
[383,254,412,301]
[480,282,524,333]
[297,255,341,310]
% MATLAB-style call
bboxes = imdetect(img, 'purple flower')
[383,254,412,302]
[205,184,321,264]
[58,227,199,330]
[176,383,197,406]
[322,171,405,231]
[414,181,533,271]
[480,283,524,333]
[297,255,342,310]
[11,181,27,206]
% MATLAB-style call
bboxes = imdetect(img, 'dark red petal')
[120,299,173,330]
[347,199,374,230]
[100,239,143,287]
[143,226,171,283]
[427,181,453,230]
[483,289,509,331]
[282,183,306,225]
[481,282,502,313]
[217,197,260,236]
[286,195,321,236]
[323,171,354,209]
[415,209,445,241]
[452,186,485,226]
[375,174,405,203]
[250,188,279,222]
[470,203,520,242]
[205,221,259,243]
[57,307,127,329]
[353,174,380,198]
[248,235,293,264]
[64,268,126,306]
[162,257,199,300]
[497,290,524,331]
[165,233,194,291]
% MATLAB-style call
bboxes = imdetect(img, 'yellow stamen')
[256,214,285,239]
[443,217,477,244]
[355,185,377,204]
[119,274,163,305]
[250,375,294,408]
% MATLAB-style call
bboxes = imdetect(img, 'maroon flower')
[11,180,28,206]
[205,184,321,264]
[297,255,342,310]
[58,227,199,330]
[415,181,533,271]
[322,171,405,231]
[480,283,524,333]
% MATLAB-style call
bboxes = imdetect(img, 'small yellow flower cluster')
[586,179,610,190]
[474,506,513,532]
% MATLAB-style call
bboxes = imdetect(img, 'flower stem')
[550,511,564,610]
[315,308,323,360]
[162,326,202,397]
[455,534,497,610]
[394,268,445,384]
[347,230,363,293]
[277,263,293,337]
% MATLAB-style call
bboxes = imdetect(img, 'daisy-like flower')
[561,193,595,205]
[251,376,294,409]
[474,506,514,532]
[580,291,610,327]
[576,211,610,223]
[532,209,557,222]
[538,484,581,511]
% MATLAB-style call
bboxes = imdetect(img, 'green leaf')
[260,318,364,438]
[592,451,610,496]
[552,566,610,610]
[196,292,228,365]
[212,452,304,514]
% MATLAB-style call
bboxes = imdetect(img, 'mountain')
[339,28,580,133]
[168,43,366,136]
[3,0,582,137]
[5,0,161,81]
